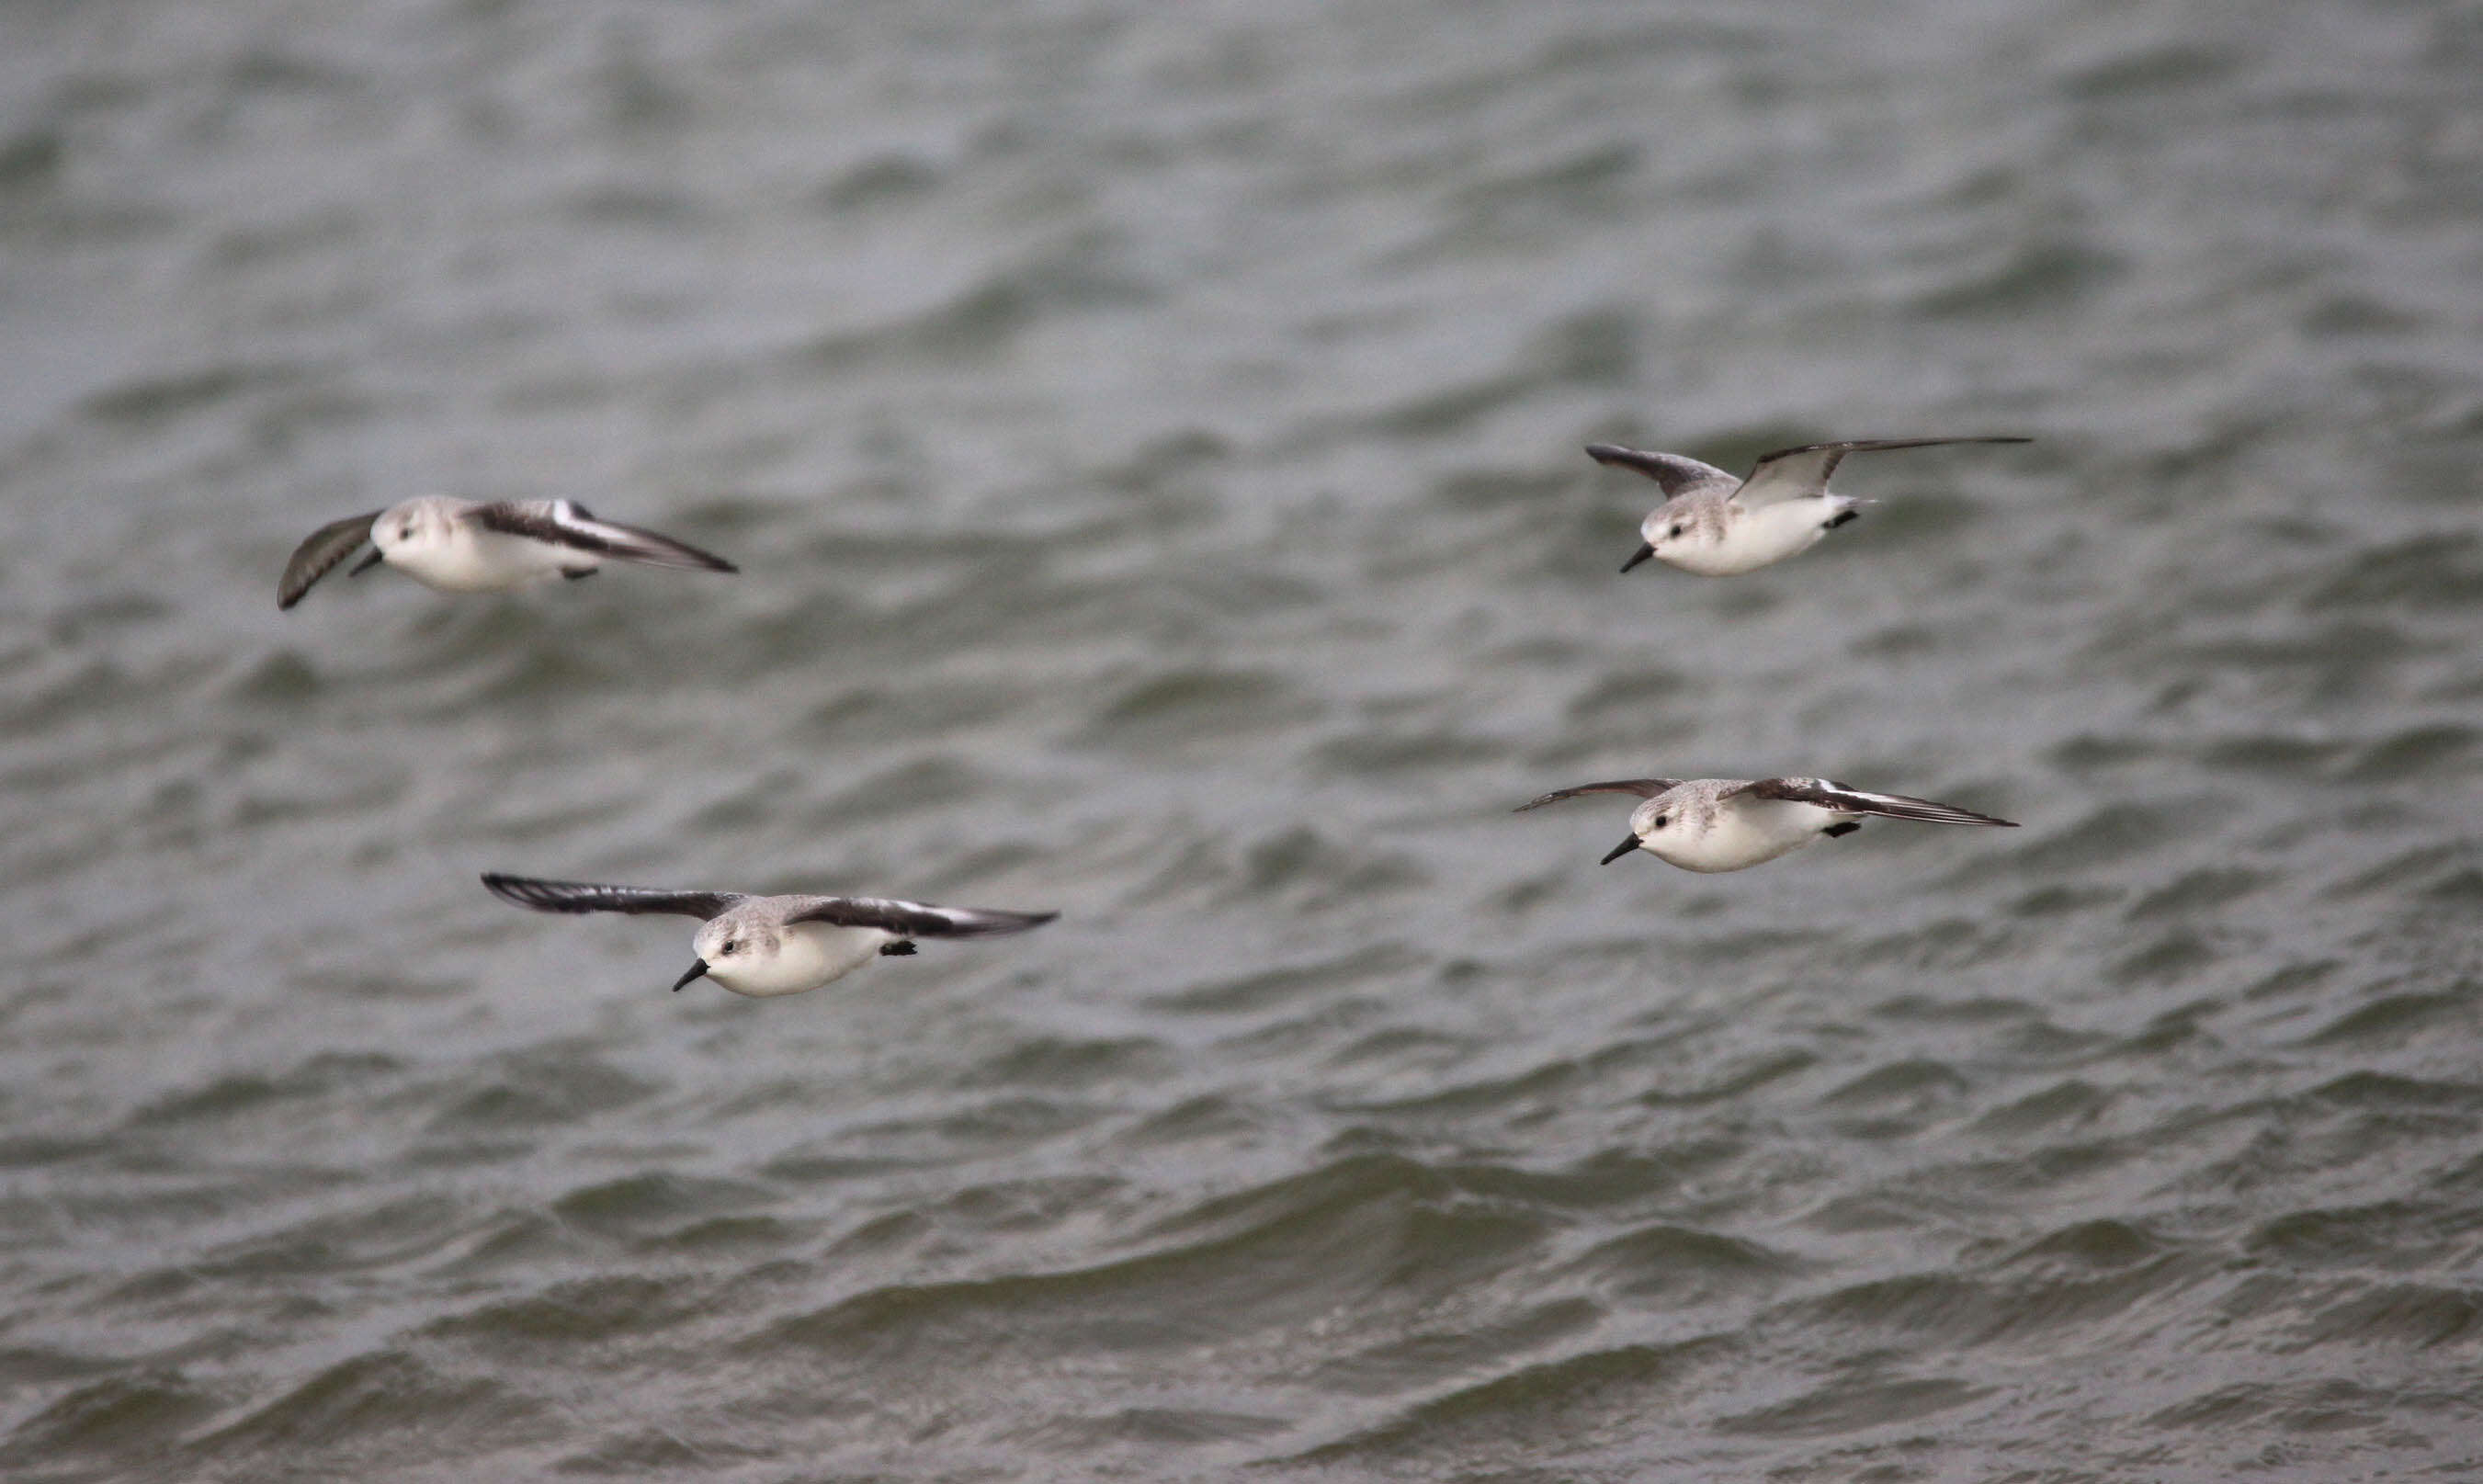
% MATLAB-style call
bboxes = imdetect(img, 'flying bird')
[482,872,1056,997]
[1515,776,2015,872]
[279,495,736,609]
[1589,436,2030,577]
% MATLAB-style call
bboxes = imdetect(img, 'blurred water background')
[5,0,2481,1478]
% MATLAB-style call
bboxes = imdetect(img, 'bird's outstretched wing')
[1513,778,1684,812]
[278,510,384,609]
[1735,777,2016,827]
[1583,445,1739,501]
[783,897,1058,938]
[472,500,739,573]
[1732,436,2031,510]
[482,873,746,919]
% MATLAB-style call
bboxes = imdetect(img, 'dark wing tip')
[479,872,610,913]
[955,908,1060,932]
[1514,778,1676,812]
[635,534,738,574]
[1887,792,2019,827]
[1760,436,2035,460]
[480,871,541,907]
[594,516,742,574]
[786,898,1056,936]
[482,874,742,919]
[277,510,381,610]
[1790,779,2021,828]
[481,872,567,911]
[1900,436,2033,451]
[956,907,1059,935]
[1513,789,1589,813]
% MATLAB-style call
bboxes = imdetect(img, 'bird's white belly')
[1651,800,1830,872]
[711,923,892,998]
[393,528,584,593]
[1676,499,1837,576]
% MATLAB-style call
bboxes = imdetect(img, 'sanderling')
[278,496,736,609]
[1514,776,2015,872]
[1589,436,2030,577]
[481,873,1056,997]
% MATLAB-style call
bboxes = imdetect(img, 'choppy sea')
[5,1,2481,1478]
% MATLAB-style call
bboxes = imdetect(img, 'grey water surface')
[5,1,2481,1478]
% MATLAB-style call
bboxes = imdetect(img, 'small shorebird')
[1590,436,2030,577]
[278,496,736,608]
[481,873,1056,997]
[1515,776,2015,872]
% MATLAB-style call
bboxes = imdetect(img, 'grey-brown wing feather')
[278,510,383,609]
[482,873,744,919]
[472,500,737,573]
[1737,437,2031,508]
[1583,445,1738,500]
[783,897,1058,938]
[1513,778,1683,812]
[1737,777,2016,826]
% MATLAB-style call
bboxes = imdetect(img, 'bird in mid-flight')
[1588,436,2030,577]
[480,873,1057,997]
[278,495,736,609]
[1514,776,2015,872]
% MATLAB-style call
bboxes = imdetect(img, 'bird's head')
[368,496,458,560]
[686,915,779,991]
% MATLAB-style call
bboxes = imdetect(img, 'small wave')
[1717,1374,1988,1438]
[188,1352,551,1467]
[1561,1222,1801,1305]
[1146,943,1421,1014]
[549,1172,779,1242]
[2,1368,221,1471]
[1289,1336,1735,1465]
[759,1158,1548,1367]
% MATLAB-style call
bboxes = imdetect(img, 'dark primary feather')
[277,510,383,609]
[1583,445,1735,498]
[1746,436,2032,484]
[784,898,1059,938]
[471,502,738,572]
[1514,778,1683,812]
[481,873,744,920]
[469,502,607,549]
[1736,777,2017,827]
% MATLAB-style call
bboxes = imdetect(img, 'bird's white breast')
[388,520,586,593]
[709,923,893,998]
[1648,797,1831,872]
[1672,499,1837,576]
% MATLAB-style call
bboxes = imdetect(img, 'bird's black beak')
[1619,543,1654,573]
[671,958,709,992]
[1600,835,1641,865]
[349,549,386,577]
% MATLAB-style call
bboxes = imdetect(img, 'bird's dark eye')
[720,940,738,955]
[1669,525,1684,538]
[1651,815,1668,829]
